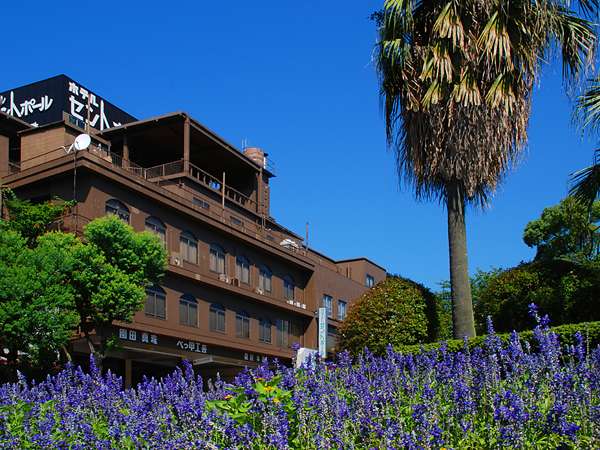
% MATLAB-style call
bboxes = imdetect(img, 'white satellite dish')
[73,133,91,151]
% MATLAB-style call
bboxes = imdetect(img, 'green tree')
[375,0,597,338]
[0,197,167,371]
[523,197,600,261]
[475,259,600,333]
[0,230,79,368]
[72,215,167,363]
[338,276,439,356]
[0,189,74,246]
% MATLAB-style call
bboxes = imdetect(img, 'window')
[322,295,333,318]
[145,285,166,320]
[193,197,210,210]
[235,256,250,284]
[209,303,226,332]
[105,199,130,223]
[145,216,166,244]
[276,319,290,348]
[236,311,250,339]
[338,300,347,321]
[283,275,295,300]
[209,244,226,274]
[366,274,375,288]
[179,294,198,327]
[230,216,244,227]
[259,319,272,344]
[258,265,272,293]
[180,231,198,263]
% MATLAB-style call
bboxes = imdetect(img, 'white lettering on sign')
[0,90,53,122]
[176,340,208,353]
[118,328,158,345]
[68,81,121,131]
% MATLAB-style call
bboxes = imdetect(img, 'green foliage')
[207,375,301,449]
[396,320,600,355]
[523,197,600,261]
[0,230,79,366]
[475,259,600,334]
[0,196,167,370]
[338,276,439,356]
[1,189,74,246]
[436,268,503,339]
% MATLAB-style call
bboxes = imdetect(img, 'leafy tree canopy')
[1,190,74,246]
[523,197,600,262]
[475,259,600,333]
[0,196,167,371]
[338,276,439,356]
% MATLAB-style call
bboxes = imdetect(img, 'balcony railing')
[145,160,257,212]
[5,145,308,260]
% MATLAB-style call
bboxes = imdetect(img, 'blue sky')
[3,1,598,290]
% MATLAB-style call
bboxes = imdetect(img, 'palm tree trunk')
[446,181,476,339]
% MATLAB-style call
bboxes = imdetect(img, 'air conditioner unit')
[294,301,301,308]
[231,278,240,287]
[170,256,182,267]
[219,273,230,284]
[255,287,264,295]
[301,303,306,309]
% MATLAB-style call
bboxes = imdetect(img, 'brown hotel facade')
[0,76,386,385]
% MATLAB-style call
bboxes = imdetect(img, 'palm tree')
[570,79,600,206]
[376,0,598,338]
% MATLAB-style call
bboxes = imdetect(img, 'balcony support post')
[183,117,191,174]
[222,171,226,209]
[122,135,129,168]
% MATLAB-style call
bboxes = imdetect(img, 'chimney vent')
[243,147,267,169]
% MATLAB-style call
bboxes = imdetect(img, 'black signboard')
[0,75,137,130]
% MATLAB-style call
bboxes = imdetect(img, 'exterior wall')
[335,259,387,287]
[2,112,386,376]
[0,134,8,177]
[20,126,77,170]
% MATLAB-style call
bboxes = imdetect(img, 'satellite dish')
[73,134,91,151]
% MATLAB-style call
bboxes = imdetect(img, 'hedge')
[395,320,600,354]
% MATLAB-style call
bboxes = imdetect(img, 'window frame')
[209,303,226,332]
[179,294,198,327]
[145,216,167,245]
[209,244,226,275]
[276,319,290,348]
[145,285,166,320]
[235,311,250,339]
[322,294,333,318]
[259,318,272,344]
[235,256,251,284]
[180,231,198,264]
[258,265,272,293]
[105,199,130,223]
[366,274,375,288]
[337,299,347,321]
[283,275,295,301]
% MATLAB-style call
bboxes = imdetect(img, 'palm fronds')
[376,0,598,206]
[570,149,600,207]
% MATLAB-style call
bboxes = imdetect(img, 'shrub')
[338,275,439,355]
[475,259,600,333]
[396,319,600,354]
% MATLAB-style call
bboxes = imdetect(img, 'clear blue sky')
[3,1,598,291]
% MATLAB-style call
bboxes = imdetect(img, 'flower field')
[1,306,599,449]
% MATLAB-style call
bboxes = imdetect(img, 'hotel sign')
[0,75,136,130]
[318,307,327,358]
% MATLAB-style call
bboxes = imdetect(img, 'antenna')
[73,134,92,151]
[64,134,92,154]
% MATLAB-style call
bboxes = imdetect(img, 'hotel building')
[0,75,386,385]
